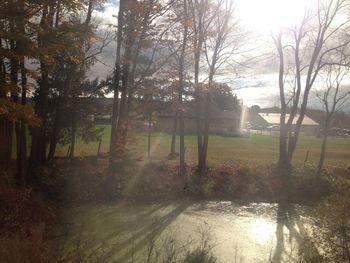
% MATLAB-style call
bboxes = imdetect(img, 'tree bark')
[28,6,51,179]
[0,120,12,171]
[147,114,152,158]
[16,61,28,185]
[69,112,77,160]
[9,33,23,183]
[275,32,289,169]
[47,100,60,161]
[113,0,134,158]
[201,91,211,173]
[169,110,178,158]
[0,44,12,172]
[115,60,131,154]
[178,0,188,177]
[318,128,328,175]
[191,0,206,174]
[110,1,124,158]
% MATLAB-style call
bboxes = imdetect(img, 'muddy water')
[62,201,314,263]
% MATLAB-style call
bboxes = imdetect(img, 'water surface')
[62,201,314,263]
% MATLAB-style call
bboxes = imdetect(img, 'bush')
[184,248,217,263]
[300,176,350,262]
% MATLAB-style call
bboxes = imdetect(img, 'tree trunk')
[110,86,119,155]
[114,0,134,158]
[318,132,328,175]
[169,110,178,158]
[195,90,203,171]
[69,113,77,160]
[110,1,124,158]
[147,114,152,158]
[179,98,186,177]
[191,0,206,175]
[115,63,130,155]
[275,32,291,171]
[178,0,188,177]
[0,120,12,172]
[0,54,12,172]
[318,119,330,175]
[28,7,51,178]
[28,64,49,177]
[279,123,289,169]
[15,61,28,185]
[201,91,211,174]
[47,101,60,161]
[10,40,24,184]
[84,0,94,26]
[286,101,309,165]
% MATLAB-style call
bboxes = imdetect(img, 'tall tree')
[109,0,125,160]
[188,0,210,174]
[200,0,237,175]
[0,0,40,184]
[178,0,189,177]
[110,0,176,164]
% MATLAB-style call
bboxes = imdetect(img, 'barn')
[155,109,241,135]
[250,112,320,134]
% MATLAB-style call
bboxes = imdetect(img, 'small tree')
[57,79,106,159]
[315,61,350,175]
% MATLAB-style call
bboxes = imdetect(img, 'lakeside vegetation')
[1,0,350,261]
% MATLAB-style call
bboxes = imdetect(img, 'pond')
[61,201,315,263]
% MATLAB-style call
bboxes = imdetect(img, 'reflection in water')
[271,203,305,263]
[249,218,275,244]
[62,201,312,263]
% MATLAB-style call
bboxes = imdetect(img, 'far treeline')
[1,0,350,186]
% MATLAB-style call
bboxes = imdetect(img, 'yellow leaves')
[68,56,83,65]
[0,98,41,127]
[40,54,56,67]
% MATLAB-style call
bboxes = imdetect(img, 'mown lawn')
[52,125,350,167]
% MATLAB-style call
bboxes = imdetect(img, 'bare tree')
[273,0,350,170]
[200,0,239,175]
[315,59,350,175]
[178,0,189,177]
[188,0,210,174]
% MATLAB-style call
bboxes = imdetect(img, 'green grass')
[13,124,350,167]
[51,125,350,168]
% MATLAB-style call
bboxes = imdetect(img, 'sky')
[90,0,350,112]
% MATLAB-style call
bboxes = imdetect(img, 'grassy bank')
[40,157,347,205]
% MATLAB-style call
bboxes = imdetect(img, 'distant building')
[250,112,320,134]
[156,108,241,135]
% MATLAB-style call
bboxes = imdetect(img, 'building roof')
[258,113,319,126]
[159,109,239,120]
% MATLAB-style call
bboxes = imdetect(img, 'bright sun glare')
[238,0,314,33]
[249,218,275,244]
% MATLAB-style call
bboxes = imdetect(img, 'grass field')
[53,125,350,167]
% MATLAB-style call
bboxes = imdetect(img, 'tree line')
[1,0,350,187]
